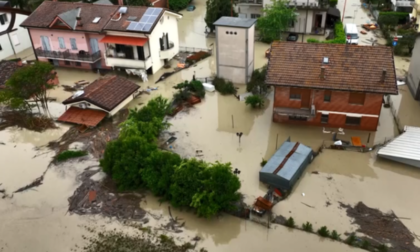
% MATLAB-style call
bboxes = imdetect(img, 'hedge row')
[306,21,346,44]
[379,12,409,25]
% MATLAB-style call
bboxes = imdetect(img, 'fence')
[179,46,213,55]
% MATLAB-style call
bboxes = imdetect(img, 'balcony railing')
[237,0,263,4]
[274,105,316,117]
[160,42,176,59]
[35,48,102,63]
[396,0,414,6]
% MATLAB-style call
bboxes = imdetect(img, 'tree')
[245,95,265,108]
[2,61,56,117]
[205,0,236,33]
[128,96,171,123]
[169,0,190,11]
[141,150,182,199]
[170,159,208,208]
[257,0,297,43]
[100,136,158,190]
[246,65,268,95]
[398,29,416,55]
[190,162,241,218]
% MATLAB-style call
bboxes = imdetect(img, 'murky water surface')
[1,0,420,251]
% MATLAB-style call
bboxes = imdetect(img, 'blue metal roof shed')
[260,138,313,193]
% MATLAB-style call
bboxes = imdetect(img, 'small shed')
[377,126,420,168]
[260,138,313,192]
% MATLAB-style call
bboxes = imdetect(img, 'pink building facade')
[28,28,109,70]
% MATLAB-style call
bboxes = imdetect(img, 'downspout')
[145,34,151,72]
[304,0,309,39]
[245,28,249,84]
[7,33,17,58]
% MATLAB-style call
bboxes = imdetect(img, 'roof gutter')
[264,83,399,95]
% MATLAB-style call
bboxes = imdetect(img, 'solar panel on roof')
[152,8,162,15]
[127,21,138,30]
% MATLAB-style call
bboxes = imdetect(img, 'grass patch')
[56,150,87,162]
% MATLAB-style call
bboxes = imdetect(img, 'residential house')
[0,59,22,89]
[58,76,140,127]
[265,42,398,131]
[214,17,256,84]
[236,0,328,35]
[100,5,182,74]
[0,1,32,60]
[20,0,182,74]
[406,36,420,100]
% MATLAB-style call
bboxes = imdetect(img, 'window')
[75,62,81,66]
[0,14,8,25]
[324,90,331,102]
[289,116,307,121]
[348,92,365,105]
[290,20,295,28]
[64,61,70,65]
[289,88,301,100]
[70,38,77,50]
[321,114,329,123]
[58,37,66,49]
[0,43,2,51]
[251,14,261,19]
[345,116,361,125]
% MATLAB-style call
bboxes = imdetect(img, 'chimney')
[118,0,124,5]
[320,66,326,79]
[381,68,387,82]
[76,7,82,27]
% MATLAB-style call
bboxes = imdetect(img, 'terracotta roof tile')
[57,107,107,127]
[266,42,398,95]
[62,76,139,111]
[20,1,119,32]
[0,60,21,89]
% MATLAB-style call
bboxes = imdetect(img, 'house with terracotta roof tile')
[266,42,398,131]
[20,0,182,74]
[58,76,139,127]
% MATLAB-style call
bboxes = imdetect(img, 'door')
[41,36,51,51]
[52,60,59,66]
[315,14,322,28]
[300,89,311,109]
[90,38,101,69]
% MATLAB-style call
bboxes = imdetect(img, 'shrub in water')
[56,150,87,162]
[285,217,295,228]
[330,230,341,240]
[260,159,267,167]
[213,77,236,95]
[346,233,356,246]
[317,226,330,237]
[302,222,313,232]
[377,244,388,252]
[361,240,370,249]
[245,95,265,108]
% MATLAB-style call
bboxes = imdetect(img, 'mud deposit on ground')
[48,110,128,159]
[340,202,420,252]
[68,167,147,221]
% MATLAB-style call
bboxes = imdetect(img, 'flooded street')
[1,0,420,251]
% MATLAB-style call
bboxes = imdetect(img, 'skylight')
[323,57,329,64]
[92,17,101,24]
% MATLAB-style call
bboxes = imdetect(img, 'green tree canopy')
[257,0,297,43]
[205,0,236,33]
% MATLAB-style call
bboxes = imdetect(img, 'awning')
[100,35,148,46]
[57,107,107,127]
[327,7,341,18]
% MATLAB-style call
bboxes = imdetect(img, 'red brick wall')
[151,0,168,8]
[273,87,383,131]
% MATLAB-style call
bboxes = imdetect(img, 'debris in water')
[311,171,319,174]
[14,175,44,193]
[326,201,331,207]
[88,190,97,203]
[301,202,314,208]
[166,136,177,145]
[0,142,5,145]
[339,201,417,252]
[327,176,333,180]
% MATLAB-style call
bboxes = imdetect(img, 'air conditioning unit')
[79,103,87,109]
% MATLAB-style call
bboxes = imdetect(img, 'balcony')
[105,55,153,70]
[396,0,414,7]
[160,42,176,60]
[35,48,101,63]
[237,0,263,5]
[274,105,316,117]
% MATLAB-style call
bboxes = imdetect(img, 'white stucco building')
[214,17,256,84]
[236,0,327,35]
[101,6,182,74]
[0,1,32,60]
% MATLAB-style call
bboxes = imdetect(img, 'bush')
[285,217,295,228]
[317,226,330,237]
[302,222,313,232]
[56,150,87,162]
[379,12,409,25]
[169,0,190,11]
[377,244,388,252]
[329,0,337,6]
[346,233,357,246]
[245,95,265,108]
[361,240,370,249]
[213,77,236,95]
[324,22,346,44]
[307,38,320,43]
[330,230,341,240]
[260,159,267,167]
[246,66,268,94]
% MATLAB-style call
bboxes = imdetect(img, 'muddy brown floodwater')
[2,0,420,251]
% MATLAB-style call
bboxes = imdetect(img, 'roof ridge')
[84,76,117,99]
